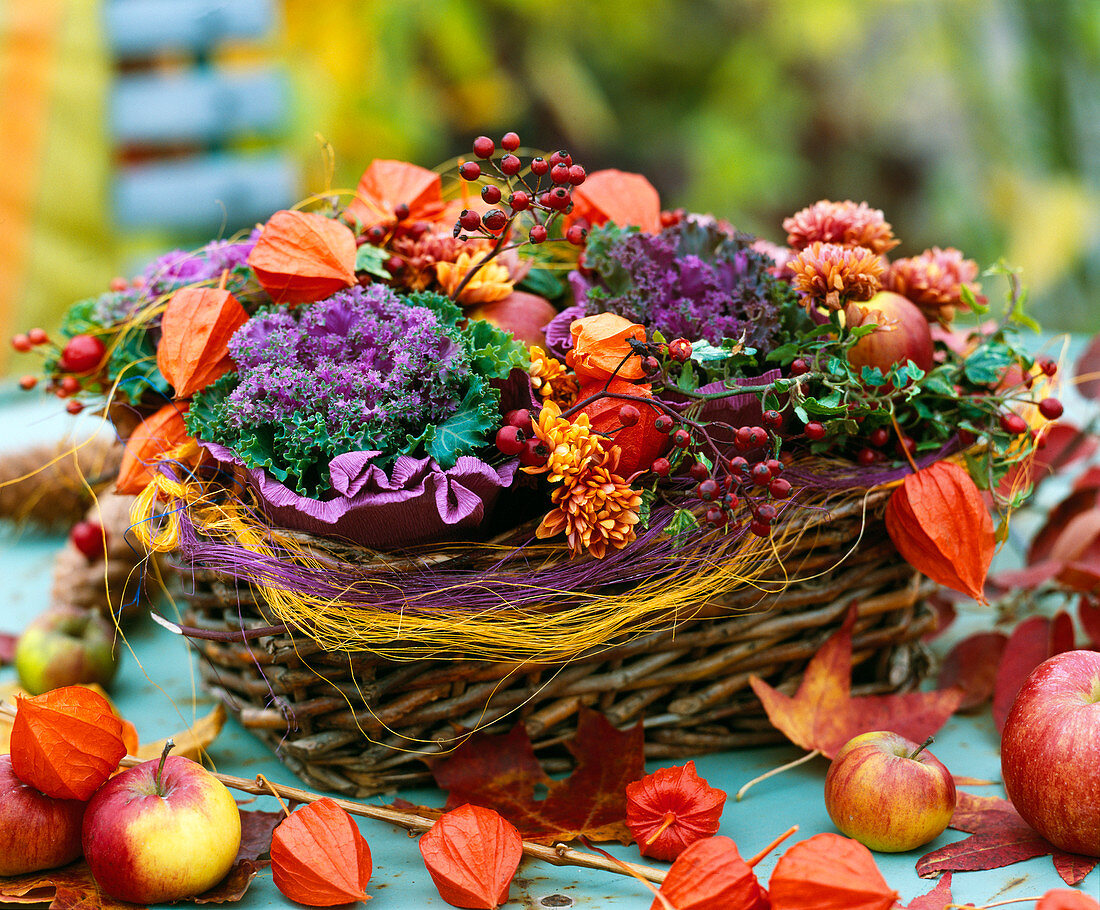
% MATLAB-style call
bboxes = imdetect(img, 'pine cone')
[0,436,123,531]
[50,492,162,618]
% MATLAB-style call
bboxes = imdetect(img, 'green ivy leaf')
[666,508,700,541]
[963,345,1014,385]
[354,244,392,279]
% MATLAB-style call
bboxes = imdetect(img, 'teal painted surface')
[1,384,1096,908]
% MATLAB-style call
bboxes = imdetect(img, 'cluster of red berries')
[455,133,587,247]
[493,409,550,467]
[11,330,107,415]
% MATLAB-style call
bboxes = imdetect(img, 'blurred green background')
[2,0,1097,375]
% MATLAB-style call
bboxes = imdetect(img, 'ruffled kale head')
[580,219,795,354]
[186,285,528,497]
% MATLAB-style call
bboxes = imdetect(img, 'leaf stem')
[735,749,822,802]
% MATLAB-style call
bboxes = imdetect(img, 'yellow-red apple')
[824,731,956,852]
[847,291,934,374]
[14,607,118,695]
[1001,650,1100,857]
[0,754,86,875]
[81,753,241,902]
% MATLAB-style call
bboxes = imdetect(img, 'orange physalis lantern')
[270,798,372,906]
[247,210,357,304]
[344,159,450,233]
[626,761,726,862]
[885,460,995,603]
[116,402,191,495]
[564,169,662,234]
[578,377,669,479]
[156,287,248,398]
[419,804,523,909]
[567,313,647,383]
[769,833,899,910]
[9,686,127,801]
[650,836,769,910]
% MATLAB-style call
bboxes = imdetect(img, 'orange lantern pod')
[248,210,357,304]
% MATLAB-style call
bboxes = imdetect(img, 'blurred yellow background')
[2,0,1097,374]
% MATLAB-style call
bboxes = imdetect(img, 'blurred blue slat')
[113,153,296,230]
[104,0,276,56]
[111,69,287,143]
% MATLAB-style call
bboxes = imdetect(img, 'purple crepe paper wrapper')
[545,304,585,360]
[201,442,517,549]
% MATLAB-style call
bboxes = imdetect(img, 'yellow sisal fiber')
[131,471,877,663]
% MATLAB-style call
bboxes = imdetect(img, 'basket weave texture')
[179,493,934,797]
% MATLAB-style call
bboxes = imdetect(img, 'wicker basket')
[176,490,935,797]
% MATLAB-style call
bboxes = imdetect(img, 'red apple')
[824,731,957,852]
[14,607,119,695]
[0,753,86,875]
[467,291,558,347]
[1001,649,1100,857]
[82,752,241,902]
[847,291,934,374]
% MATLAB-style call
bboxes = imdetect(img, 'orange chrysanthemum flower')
[783,200,900,255]
[524,400,603,485]
[435,250,514,305]
[536,448,643,559]
[790,242,884,311]
[529,346,579,409]
[885,247,984,322]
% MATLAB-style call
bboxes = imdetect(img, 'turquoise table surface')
[1,384,1097,909]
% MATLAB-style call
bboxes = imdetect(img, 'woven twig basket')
[176,490,934,797]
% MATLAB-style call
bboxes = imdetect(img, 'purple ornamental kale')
[577,219,791,353]
[194,284,476,495]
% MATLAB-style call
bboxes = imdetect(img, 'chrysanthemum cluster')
[576,220,792,353]
[188,285,524,496]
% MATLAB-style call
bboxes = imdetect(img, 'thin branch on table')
[0,701,666,887]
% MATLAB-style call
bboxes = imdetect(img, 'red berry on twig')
[472,136,495,159]
[500,154,522,176]
[18,375,37,390]
[668,338,692,363]
[501,131,521,151]
[618,404,640,427]
[651,457,671,477]
[11,334,31,353]
[481,185,502,205]
[27,328,49,346]
[1038,397,1063,420]
[790,358,810,376]
[529,225,547,244]
[672,429,691,448]
[804,421,826,441]
[71,520,108,560]
[458,161,481,181]
[530,157,549,176]
[1000,413,1029,436]
[59,335,106,373]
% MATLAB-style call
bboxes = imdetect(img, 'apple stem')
[735,749,821,801]
[907,736,934,761]
[258,773,293,818]
[153,738,174,795]
[746,825,799,868]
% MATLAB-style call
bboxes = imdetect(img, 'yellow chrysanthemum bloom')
[528,345,579,409]
[435,251,513,305]
[525,400,604,485]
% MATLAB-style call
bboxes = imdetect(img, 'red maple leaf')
[430,707,644,845]
[749,606,964,758]
[901,872,954,909]
[916,792,1098,886]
